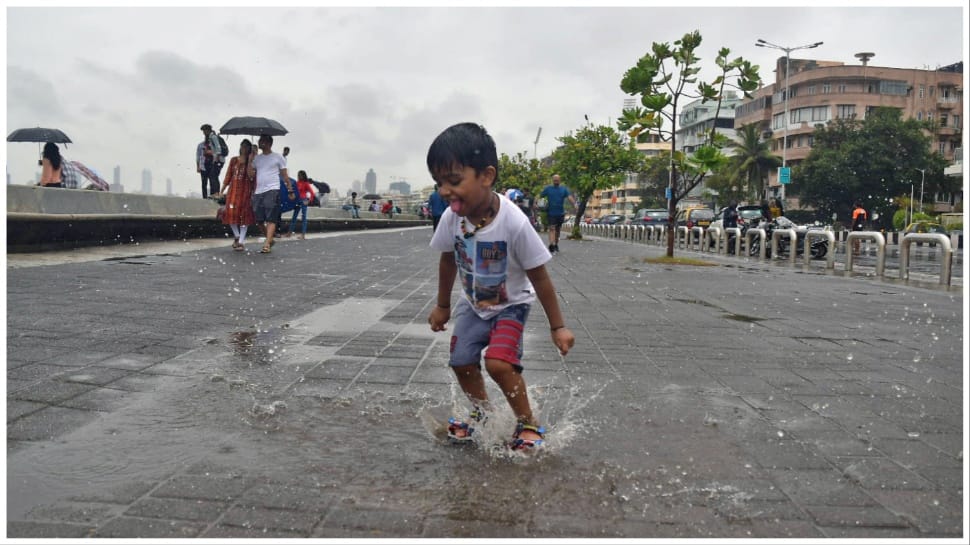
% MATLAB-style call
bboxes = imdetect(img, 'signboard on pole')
[779,167,791,185]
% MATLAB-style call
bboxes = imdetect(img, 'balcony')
[937,97,960,109]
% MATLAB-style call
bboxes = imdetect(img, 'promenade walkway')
[5,227,965,539]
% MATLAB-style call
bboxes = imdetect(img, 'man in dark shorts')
[538,174,576,253]
[250,135,293,254]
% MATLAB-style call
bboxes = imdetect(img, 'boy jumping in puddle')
[426,122,575,450]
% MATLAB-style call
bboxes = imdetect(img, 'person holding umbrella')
[39,142,64,188]
[219,139,257,251]
[249,134,292,254]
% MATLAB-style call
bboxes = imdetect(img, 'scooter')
[747,217,828,259]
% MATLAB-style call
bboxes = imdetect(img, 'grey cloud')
[6,66,69,122]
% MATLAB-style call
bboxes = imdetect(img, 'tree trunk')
[572,197,589,239]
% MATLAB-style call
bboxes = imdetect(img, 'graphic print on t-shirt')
[453,236,509,309]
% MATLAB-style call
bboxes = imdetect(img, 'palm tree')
[728,123,781,201]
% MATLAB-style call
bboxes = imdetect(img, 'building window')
[940,113,948,127]
[822,83,831,94]
[807,85,816,95]
[808,135,814,147]
[836,104,856,119]
[926,112,934,123]
[838,84,847,93]
[811,106,828,122]
[929,86,935,97]
[879,80,909,96]
[939,141,946,154]
[917,111,923,120]
[919,84,925,99]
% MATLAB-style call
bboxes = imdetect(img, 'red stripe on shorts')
[484,318,524,364]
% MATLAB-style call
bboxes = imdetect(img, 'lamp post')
[916,168,925,213]
[533,126,542,189]
[755,38,823,202]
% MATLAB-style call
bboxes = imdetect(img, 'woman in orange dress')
[219,138,257,251]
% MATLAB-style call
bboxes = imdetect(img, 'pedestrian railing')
[746,228,767,260]
[771,228,798,265]
[900,233,953,285]
[845,231,886,277]
[803,230,836,269]
[581,220,956,286]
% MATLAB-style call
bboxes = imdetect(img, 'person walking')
[539,174,576,253]
[219,139,257,251]
[426,122,574,451]
[769,198,784,220]
[428,185,448,231]
[249,134,292,254]
[286,170,313,239]
[851,201,868,255]
[723,200,739,254]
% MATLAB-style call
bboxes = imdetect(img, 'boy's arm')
[429,252,457,332]
[526,264,575,356]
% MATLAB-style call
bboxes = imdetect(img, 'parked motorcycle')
[746,217,828,259]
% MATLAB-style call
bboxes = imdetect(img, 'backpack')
[853,208,868,230]
[216,135,229,160]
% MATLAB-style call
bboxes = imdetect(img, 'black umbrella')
[7,127,73,143]
[219,116,288,136]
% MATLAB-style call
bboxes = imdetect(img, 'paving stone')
[57,387,137,412]
[6,521,93,538]
[7,406,102,442]
[70,480,160,504]
[320,507,424,536]
[203,525,307,538]
[56,366,133,386]
[151,474,252,502]
[767,469,879,507]
[93,517,206,538]
[303,358,367,380]
[236,482,337,512]
[804,505,911,528]
[219,505,320,534]
[9,380,96,404]
[837,457,937,490]
[24,502,119,525]
[93,353,164,371]
[124,497,229,521]
[7,399,46,422]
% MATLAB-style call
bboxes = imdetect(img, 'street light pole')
[917,168,925,213]
[755,38,823,203]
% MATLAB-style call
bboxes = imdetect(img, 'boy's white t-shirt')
[252,152,286,194]
[430,193,552,320]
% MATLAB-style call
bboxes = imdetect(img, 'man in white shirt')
[249,135,293,253]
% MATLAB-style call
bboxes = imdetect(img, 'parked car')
[903,221,948,246]
[903,221,947,235]
[599,214,627,225]
[709,205,765,233]
[631,208,668,226]
[674,207,714,229]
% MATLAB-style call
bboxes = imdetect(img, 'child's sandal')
[510,422,545,450]
[446,408,486,442]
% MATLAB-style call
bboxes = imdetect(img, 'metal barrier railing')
[746,228,767,260]
[803,230,836,269]
[771,228,798,265]
[845,231,886,277]
[690,227,705,251]
[705,227,722,254]
[676,226,689,249]
[900,233,953,285]
[722,227,742,256]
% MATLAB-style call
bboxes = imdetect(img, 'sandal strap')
[514,422,545,438]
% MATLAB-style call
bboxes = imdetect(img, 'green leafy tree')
[726,122,781,201]
[550,123,644,238]
[618,30,761,256]
[792,107,953,229]
[635,153,672,209]
[497,151,549,197]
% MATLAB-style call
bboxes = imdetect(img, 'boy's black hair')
[426,122,499,183]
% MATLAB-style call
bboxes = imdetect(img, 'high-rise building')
[141,168,152,195]
[111,165,124,193]
[389,180,411,195]
[166,178,173,195]
[364,168,377,194]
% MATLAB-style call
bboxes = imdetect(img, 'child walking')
[426,122,575,450]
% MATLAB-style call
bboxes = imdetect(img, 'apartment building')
[734,55,963,209]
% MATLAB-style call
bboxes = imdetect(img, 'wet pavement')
[5,227,965,539]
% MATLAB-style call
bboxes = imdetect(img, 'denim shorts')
[449,302,531,369]
[252,190,280,223]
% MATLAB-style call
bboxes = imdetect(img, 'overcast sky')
[4,3,967,198]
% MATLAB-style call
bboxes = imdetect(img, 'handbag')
[216,204,226,221]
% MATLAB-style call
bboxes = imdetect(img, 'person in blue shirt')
[428,184,448,231]
[538,174,576,253]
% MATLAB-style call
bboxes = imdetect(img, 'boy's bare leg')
[451,364,489,438]
[485,358,542,441]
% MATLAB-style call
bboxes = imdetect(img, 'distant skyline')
[5,4,967,197]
